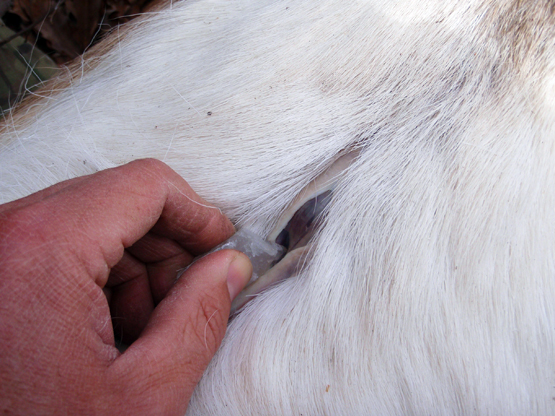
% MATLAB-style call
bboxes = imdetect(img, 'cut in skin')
[231,151,359,314]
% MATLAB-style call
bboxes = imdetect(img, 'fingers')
[107,250,252,415]
[3,159,235,288]
[0,160,252,415]
[108,251,154,344]
[108,245,195,344]
[124,232,195,302]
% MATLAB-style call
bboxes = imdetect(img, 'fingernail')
[226,253,253,300]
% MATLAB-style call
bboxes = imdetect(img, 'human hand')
[0,159,252,415]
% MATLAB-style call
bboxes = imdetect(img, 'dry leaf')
[4,0,155,64]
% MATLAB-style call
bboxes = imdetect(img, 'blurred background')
[0,0,155,113]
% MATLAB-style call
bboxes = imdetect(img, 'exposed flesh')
[230,150,359,314]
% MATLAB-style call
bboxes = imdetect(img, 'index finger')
[4,158,235,287]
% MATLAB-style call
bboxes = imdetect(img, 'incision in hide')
[229,151,359,315]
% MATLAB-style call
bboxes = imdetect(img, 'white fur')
[1,0,555,414]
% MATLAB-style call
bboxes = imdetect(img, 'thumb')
[108,249,252,415]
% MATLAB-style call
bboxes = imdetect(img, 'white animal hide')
[1,0,555,414]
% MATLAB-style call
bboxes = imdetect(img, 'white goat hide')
[1,0,555,414]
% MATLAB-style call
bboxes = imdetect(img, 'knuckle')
[133,157,165,170]
[123,158,180,195]
[130,158,173,179]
